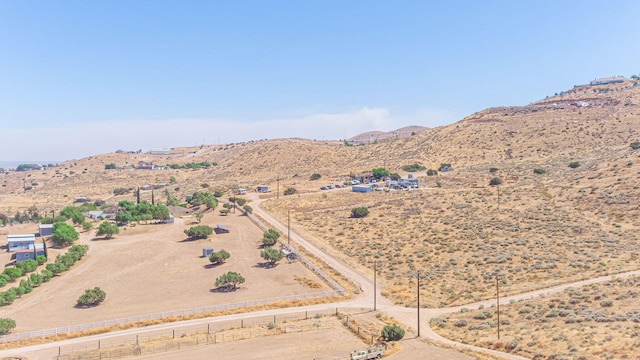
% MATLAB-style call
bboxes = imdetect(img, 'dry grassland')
[432,275,640,359]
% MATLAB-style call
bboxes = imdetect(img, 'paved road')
[2,195,640,360]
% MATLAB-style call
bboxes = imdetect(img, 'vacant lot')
[0,210,332,332]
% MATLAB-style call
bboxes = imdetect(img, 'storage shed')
[38,224,53,237]
[215,224,230,234]
[256,185,269,193]
[202,247,214,258]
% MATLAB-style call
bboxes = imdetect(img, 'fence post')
[273,315,276,324]
[172,329,175,339]
[241,319,244,328]
[207,324,210,334]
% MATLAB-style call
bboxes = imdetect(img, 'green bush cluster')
[351,207,369,218]
[284,187,297,195]
[115,201,171,225]
[164,161,215,169]
[381,324,405,341]
[401,164,426,172]
[45,245,88,276]
[188,192,218,209]
[184,225,213,239]
[77,287,106,307]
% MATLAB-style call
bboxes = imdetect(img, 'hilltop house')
[8,234,36,252]
[149,148,171,155]
[138,161,153,170]
[590,76,630,86]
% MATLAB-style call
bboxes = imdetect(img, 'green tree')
[372,167,390,179]
[262,229,280,247]
[351,207,369,218]
[104,163,117,170]
[242,205,253,214]
[209,249,230,265]
[284,187,297,196]
[426,169,438,176]
[381,324,405,341]
[184,225,213,239]
[310,173,321,180]
[260,247,284,266]
[401,164,426,172]
[390,173,401,180]
[51,222,79,246]
[3,268,22,281]
[214,271,245,291]
[76,287,106,307]
[0,318,16,335]
[96,221,119,239]
[115,211,133,226]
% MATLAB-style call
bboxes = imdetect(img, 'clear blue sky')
[1,0,639,161]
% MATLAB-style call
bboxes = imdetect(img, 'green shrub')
[569,161,581,168]
[0,318,16,335]
[262,229,280,247]
[310,173,322,180]
[533,168,547,174]
[401,164,426,172]
[489,167,499,173]
[77,287,106,307]
[284,187,297,196]
[381,324,405,341]
[184,225,213,239]
[630,141,640,150]
[351,207,369,218]
[209,249,230,265]
[426,169,438,176]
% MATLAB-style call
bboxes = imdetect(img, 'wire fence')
[1,208,344,343]
[53,309,340,360]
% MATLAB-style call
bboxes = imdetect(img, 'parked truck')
[349,345,384,359]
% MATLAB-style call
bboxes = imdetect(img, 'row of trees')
[115,201,170,225]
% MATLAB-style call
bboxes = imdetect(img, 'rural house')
[137,161,153,170]
[14,243,45,262]
[7,234,36,252]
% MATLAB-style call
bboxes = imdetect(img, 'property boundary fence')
[53,309,340,360]
[1,207,344,343]
[244,208,345,294]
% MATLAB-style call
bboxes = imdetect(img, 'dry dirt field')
[0,210,332,332]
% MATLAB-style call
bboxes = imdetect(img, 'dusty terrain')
[0,79,639,358]
[0,210,331,332]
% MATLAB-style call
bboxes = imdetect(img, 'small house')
[256,185,269,193]
[8,234,36,252]
[352,185,372,193]
[137,161,153,170]
[236,188,246,195]
[84,210,104,220]
[38,224,53,237]
[215,224,230,234]
[15,243,45,262]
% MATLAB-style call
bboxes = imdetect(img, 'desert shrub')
[381,324,405,341]
[104,163,117,170]
[533,168,547,174]
[426,169,438,176]
[310,173,322,180]
[77,287,106,307]
[569,161,581,168]
[184,225,213,239]
[489,167,499,173]
[0,318,16,335]
[113,187,131,196]
[489,177,502,186]
[351,207,369,218]
[401,164,426,172]
[284,187,297,195]
[454,319,468,327]
[630,141,640,150]
[601,299,614,307]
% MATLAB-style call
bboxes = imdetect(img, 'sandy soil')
[0,210,332,332]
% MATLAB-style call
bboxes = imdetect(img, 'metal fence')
[244,208,345,294]
[53,310,339,360]
[1,208,344,343]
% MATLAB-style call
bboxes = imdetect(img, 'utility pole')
[287,209,291,246]
[407,270,430,337]
[368,260,383,311]
[485,273,506,339]
[277,175,280,200]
